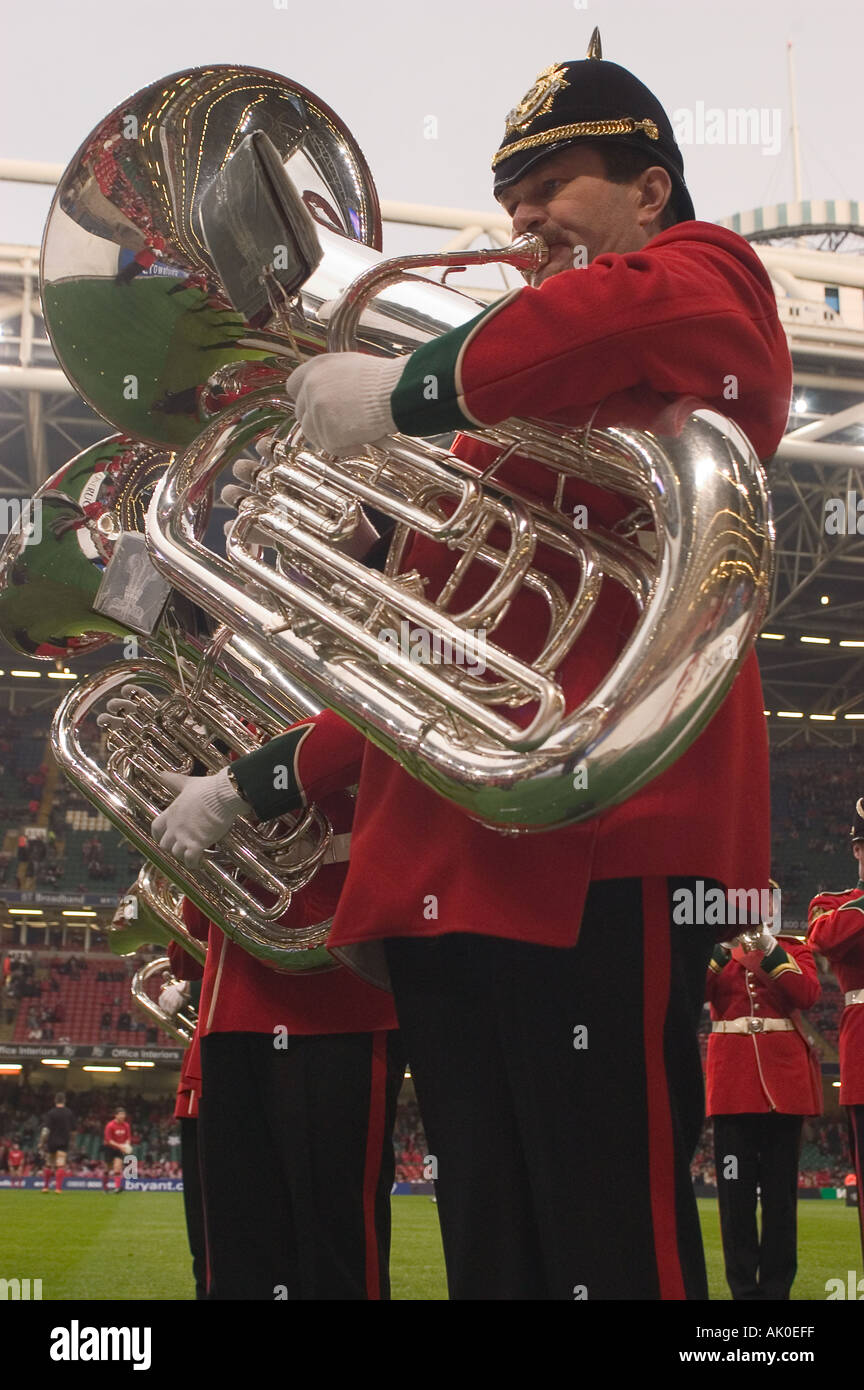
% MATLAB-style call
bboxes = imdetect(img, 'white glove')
[150,767,250,868]
[734,925,776,955]
[158,981,189,1017]
[285,353,405,454]
[96,684,151,733]
[220,455,262,513]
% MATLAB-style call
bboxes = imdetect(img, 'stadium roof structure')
[0,167,863,742]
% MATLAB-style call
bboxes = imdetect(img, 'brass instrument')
[41,65,773,833]
[0,435,337,972]
[131,958,198,1047]
[109,864,207,966]
[110,874,199,1046]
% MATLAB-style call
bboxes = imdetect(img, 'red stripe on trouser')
[361,1032,388,1300]
[642,878,687,1300]
[849,1106,864,1260]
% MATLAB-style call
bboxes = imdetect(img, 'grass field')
[0,1192,859,1300]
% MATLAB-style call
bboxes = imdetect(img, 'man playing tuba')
[153,36,791,1299]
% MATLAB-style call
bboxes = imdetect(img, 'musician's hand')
[96,684,151,733]
[220,455,263,513]
[733,925,775,956]
[158,981,188,1017]
[285,352,405,454]
[150,768,251,868]
[731,927,775,968]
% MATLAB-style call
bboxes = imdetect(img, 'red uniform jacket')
[173,1028,202,1119]
[705,936,821,1115]
[808,884,864,1105]
[166,943,204,1119]
[233,221,791,950]
[179,789,397,1035]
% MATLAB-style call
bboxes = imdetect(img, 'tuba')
[109,869,201,1046]
[131,959,198,1047]
[109,864,207,967]
[42,67,773,832]
[0,434,338,971]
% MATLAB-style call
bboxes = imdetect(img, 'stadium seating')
[9,954,176,1047]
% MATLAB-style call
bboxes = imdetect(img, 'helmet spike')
[586,27,603,59]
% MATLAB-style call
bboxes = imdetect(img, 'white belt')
[712,1017,794,1034]
[845,989,864,1006]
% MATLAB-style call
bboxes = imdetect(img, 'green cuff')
[230,726,312,820]
[710,944,730,972]
[762,942,796,977]
[390,305,499,436]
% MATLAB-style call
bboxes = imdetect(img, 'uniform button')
[753,1002,760,1010]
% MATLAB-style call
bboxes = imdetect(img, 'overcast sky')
[2,0,861,253]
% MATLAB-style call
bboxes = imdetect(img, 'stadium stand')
[5,953,175,1047]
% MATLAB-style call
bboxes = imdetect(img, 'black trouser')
[385,877,716,1300]
[848,1104,864,1260]
[198,1030,404,1300]
[179,1117,208,1300]
[713,1112,803,1300]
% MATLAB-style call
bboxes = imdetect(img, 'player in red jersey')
[102,1107,132,1192]
[8,1141,24,1188]
[150,40,791,1298]
[808,798,864,1261]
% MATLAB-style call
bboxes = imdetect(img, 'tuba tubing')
[147,387,772,831]
[52,655,338,971]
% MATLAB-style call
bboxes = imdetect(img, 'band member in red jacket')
[168,788,401,1302]
[706,918,821,1300]
[162,956,207,1300]
[808,798,864,1260]
[152,37,792,1298]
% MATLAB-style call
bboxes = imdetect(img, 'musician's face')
[497,146,672,287]
[854,841,864,875]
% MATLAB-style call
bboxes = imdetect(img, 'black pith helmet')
[492,28,694,224]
